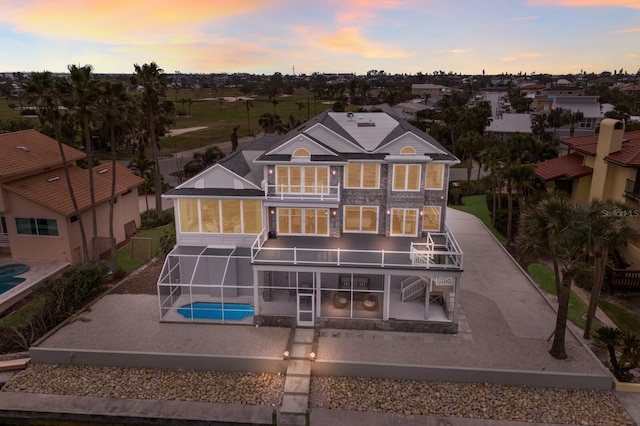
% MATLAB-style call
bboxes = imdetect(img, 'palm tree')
[64,64,100,260]
[517,195,591,359]
[193,145,225,168]
[530,113,547,141]
[244,100,253,136]
[564,110,585,137]
[583,200,637,339]
[481,143,508,227]
[97,80,131,272]
[546,107,567,142]
[24,71,89,261]
[130,62,167,214]
[457,131,483,183]
[258,112,282,133]
[128,157,155,211]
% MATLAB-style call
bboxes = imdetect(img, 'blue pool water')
[177,302,255,320]
[0,277,26,295]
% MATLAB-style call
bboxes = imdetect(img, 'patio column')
[383,275,390,320]
[315,272,322,318]
[253,270,259,315]
[452,276,461,325]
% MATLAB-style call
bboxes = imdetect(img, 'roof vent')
[97,168,109,174]
[47,176,60,182]
[16,146,30,152]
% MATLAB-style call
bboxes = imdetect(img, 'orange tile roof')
[0,130,86,180]
[3,164,144,217]
[535,152,593,181]
[561,131,640,167]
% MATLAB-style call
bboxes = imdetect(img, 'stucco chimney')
[597,118,625,156]
[589,118,625,201]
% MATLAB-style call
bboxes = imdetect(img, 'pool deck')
[0,257,69,314]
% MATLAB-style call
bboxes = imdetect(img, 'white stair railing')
[400,276,426,302]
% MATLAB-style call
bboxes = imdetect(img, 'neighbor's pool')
[177,302,255,320]
[0,277,26,295]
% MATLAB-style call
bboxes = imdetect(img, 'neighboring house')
[485,113,533,141]
[411,84,452,103]
[535,119,640,265]
[530,95,602,141]
[159,111,464,332]
[391,100,432,121]
[0,130,144,263]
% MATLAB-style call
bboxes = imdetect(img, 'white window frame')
[342,205,379,233]
[425,163,444,190]
[392,164,422,192]
[277,208,329,236]
[343,163,380,189]
[389,208,419,236]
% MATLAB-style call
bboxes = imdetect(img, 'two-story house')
[535,119,640,270]
[159,112,463,332]
[0,130,144,263]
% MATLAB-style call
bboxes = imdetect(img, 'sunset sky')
[2,0,639,75]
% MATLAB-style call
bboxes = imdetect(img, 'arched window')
[400,146,416,155]
[292,148,310,158]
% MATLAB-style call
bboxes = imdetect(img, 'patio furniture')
[332,292,348,309]
[363,294,378,311]
[339,275,369,289]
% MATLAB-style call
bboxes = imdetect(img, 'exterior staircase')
[401,276,426,302]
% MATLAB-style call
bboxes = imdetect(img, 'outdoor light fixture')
[331,169,337,175]
[309,351,316,361]
[268,168,273,175]
[419,211,424,216]
[270,209,275,215]
[332,210,337,216]
[283,350,290,360]
[386,210,390,215]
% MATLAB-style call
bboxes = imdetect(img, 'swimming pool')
[0,263,29,284]
[0,277,26,295]
[177,302,255,320]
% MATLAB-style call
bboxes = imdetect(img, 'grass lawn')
[450,195,507,244]
[107,224,173,273]
[527,263,602,332]
[599,300,640,335]
[2,88,336,160]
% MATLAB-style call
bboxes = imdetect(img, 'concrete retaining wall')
[29,348,288,375]
[311,360,613,390]
[29,347,612,391]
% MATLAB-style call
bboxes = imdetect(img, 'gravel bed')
[2,364,284,406]
[3,364,634,425]
[310,376,634,425]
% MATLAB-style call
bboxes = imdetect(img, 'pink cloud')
[526,0,640,8]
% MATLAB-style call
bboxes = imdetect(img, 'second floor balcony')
[250,226,463,271]
[625,179,640,203]
[264,183,341,202]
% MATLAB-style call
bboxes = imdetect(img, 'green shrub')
[141,208,174,229]
[1,261,110,353]
[159,228,177,257]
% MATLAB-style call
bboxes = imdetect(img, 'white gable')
[177,164,260,190]
[376,132,447,155]
[305,123,364,153]
[328,112,398,152]
[266,134,338,157]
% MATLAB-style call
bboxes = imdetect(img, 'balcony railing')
[250,226,463,270]
[264,183,340,201]
[0,232,8,246]
[625,179,640,203]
